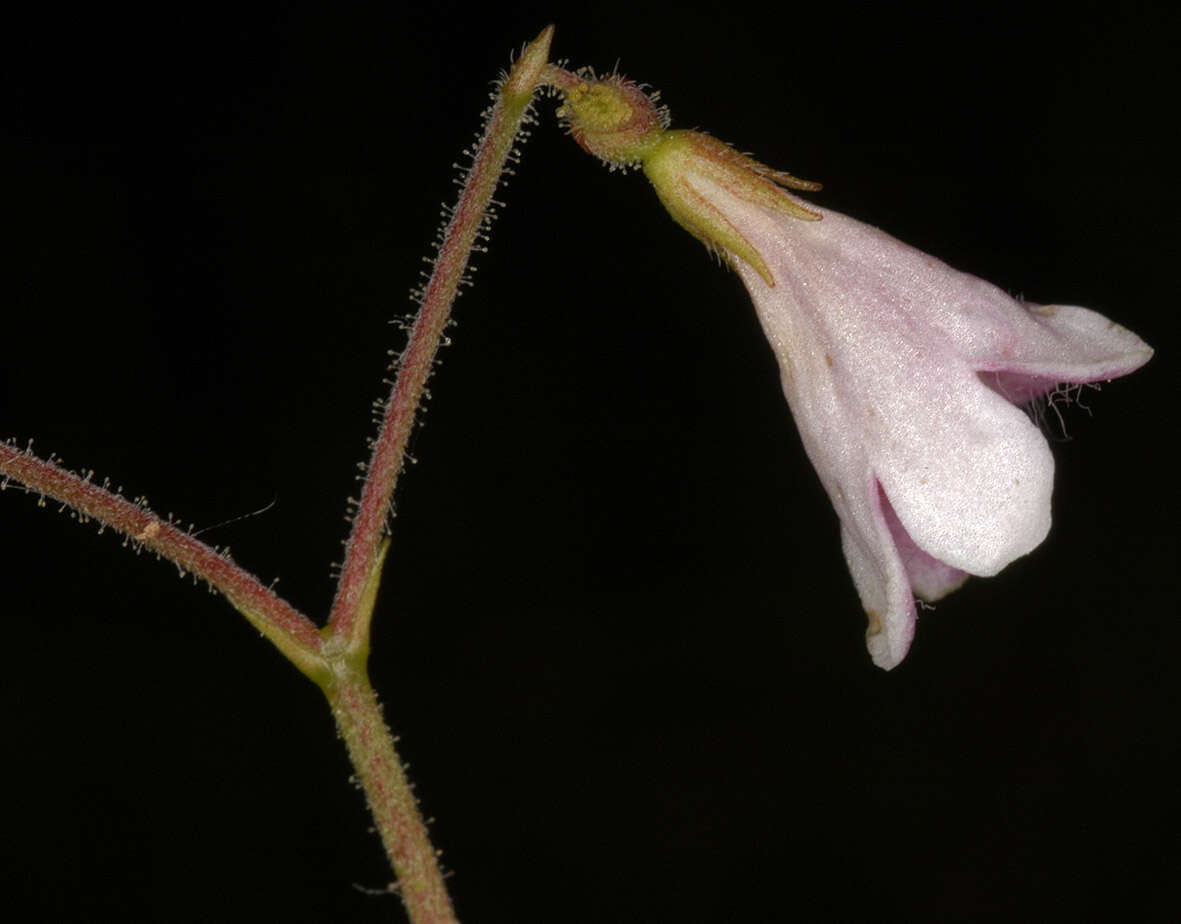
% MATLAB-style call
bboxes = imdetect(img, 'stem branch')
[328,25,555,645]
[0,442,324,678]
[3,24,561,924]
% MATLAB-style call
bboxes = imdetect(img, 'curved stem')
[540,62,581,91]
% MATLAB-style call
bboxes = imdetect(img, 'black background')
[3,2,1177,920]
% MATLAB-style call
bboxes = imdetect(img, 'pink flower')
[647,134,1153,669]
[552,72,1153,668]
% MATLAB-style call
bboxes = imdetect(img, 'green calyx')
[642,131,822,287]
[556,74,670,169]
[555,72,823,286]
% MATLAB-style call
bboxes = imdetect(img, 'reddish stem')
[540,62,582,91]
[2,25,560,924]
[328,26,555,644]
[0,443,323,677]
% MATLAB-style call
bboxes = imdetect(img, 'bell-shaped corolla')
[643,132,1152,669]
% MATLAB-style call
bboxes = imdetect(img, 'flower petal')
[682,168,1150,668]
[871,365,1055,577]
[704,180,1059,578]
[838,478,918,670]
[952,301,1153,393]
[879,485,969,600]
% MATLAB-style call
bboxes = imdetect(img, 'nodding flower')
[557,75,1153,669]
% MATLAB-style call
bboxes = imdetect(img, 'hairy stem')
[322,652,456,923]
[0,443,324,679]
[2,24,560,924]
[328,25,555,645]
[540,62,581,92]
